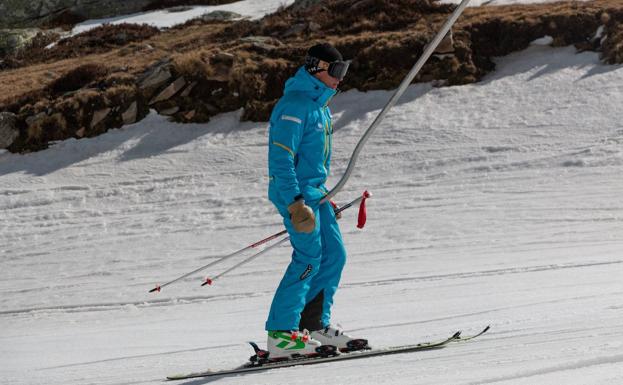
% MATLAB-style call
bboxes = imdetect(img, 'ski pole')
[149,191,371,293]
[201,236,290,286]
[321,0,471,204]
[201,191,371,287]
[149,228,289,293]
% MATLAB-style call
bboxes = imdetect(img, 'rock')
[121,101,137,125]
[180,81,197,97]
[434,30,455,55]
[138,59,173,90]
[281,23,306,38]
[75,127,86,138]
[159,106,179,116]
[205,103,219,114]
[308,22,321,32]
[200,10,242,22]
[90,107,111,128]
[239,36,283,51]
[0,28,40,56]
[183,110,196,120]
[240,36,277,45]
[0,112,19,149]
[149,76,186,105]
[212,51,235,63]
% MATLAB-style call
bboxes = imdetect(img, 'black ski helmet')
[305,43,350,80]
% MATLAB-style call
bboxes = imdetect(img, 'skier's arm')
[269,105,305,205]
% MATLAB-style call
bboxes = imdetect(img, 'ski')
[166,325,489,381]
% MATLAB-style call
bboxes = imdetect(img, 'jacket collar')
[284,66,337,107]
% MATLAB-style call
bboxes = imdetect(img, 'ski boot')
[261,330,338,362]
[310,325,370,352]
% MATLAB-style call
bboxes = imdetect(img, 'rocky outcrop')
[90,108,111,128]
[0,112,19,148]
[0,28,42,57]
[149,76,186,105]
[121,102,138,125]
[139,60,173,91]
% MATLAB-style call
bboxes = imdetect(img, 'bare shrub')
[48,63,109,95]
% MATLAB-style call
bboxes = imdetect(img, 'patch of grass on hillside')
[1,23,160,71]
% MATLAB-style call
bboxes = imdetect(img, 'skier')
[265,43,365,359]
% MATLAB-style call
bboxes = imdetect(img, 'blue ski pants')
[265,200,347,332]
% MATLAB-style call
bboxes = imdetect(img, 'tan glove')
[288,200,315,233]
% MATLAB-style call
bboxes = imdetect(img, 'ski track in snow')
[1,44,623,385]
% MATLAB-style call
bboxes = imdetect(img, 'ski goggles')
[305,56,350,81]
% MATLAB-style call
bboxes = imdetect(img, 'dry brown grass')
[23,112,69,149]
[172,50,215,79]
[2,23,161,71]
[103,72,137,87]
[0,24,222,108]
[259,0,452,35]
[2,0,622,109]
[104,84,137,105]
[48,63,109,95]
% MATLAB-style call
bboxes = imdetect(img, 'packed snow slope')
[1,42,623,385]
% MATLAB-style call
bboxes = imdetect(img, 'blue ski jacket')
[268,66,337,209]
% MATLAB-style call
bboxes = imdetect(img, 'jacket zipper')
[323,107,331,169]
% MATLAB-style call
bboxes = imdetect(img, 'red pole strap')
[357,190,371,229]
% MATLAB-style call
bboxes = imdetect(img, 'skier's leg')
[299,201,347,331]
[265,204,323,332]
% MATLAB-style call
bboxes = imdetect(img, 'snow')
[530,35,553,46]
[70,0,296,35]
[2,44,623,384]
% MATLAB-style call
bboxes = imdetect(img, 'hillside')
[1,0,622,153]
